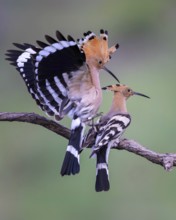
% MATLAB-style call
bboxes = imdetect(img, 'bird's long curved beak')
[103,66,120,83]
[133,92,150,99]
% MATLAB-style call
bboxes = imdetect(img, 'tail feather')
[96,168,110,192]
[95,147,110,192]
[60,117,85,176]
[60,149,80,175]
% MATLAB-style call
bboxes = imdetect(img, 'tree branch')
[1,111,176,171]
[116,139,176,171]
[0,112,70,139]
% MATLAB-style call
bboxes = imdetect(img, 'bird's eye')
[128,89,131,92]
[98,60,102,64]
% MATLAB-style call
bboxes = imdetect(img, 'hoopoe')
[5,29,119,176]
[88,84,150,192]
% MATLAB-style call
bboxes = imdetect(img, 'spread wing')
[5,31,87,118]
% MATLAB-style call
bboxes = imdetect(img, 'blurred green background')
[1,0,176,219]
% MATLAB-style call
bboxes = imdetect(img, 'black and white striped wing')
[94,114,131,151]
[5,43,48,113]
[5,31,87,118]
[34,32,87,117]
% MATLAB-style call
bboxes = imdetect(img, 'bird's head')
[102,84,150,100]
[79,30,120,82]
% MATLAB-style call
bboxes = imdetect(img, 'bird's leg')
[86,112,103,129]
[81,112,103,150]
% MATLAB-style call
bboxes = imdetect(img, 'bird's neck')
[107,92,128,116]
[88,64,101,90]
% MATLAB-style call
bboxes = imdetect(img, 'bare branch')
[0,112,70,139]
[1,111,176,171]
[116,139,176,171]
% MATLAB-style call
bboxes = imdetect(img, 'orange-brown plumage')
[80,30,119,70]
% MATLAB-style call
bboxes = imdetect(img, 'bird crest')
[78,29,119,68]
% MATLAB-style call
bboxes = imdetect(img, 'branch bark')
[0,112,70,139]
[1,112,176,171]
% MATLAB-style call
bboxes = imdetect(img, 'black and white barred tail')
[60,117,85,176]
[95,147,110,192]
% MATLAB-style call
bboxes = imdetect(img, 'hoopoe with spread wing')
[5,29,119,176]
[88,84,150,192]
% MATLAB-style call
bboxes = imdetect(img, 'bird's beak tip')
[134,92,150,99]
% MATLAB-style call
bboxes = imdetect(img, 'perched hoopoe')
[5,29,119,176]
[88,84,150,192]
